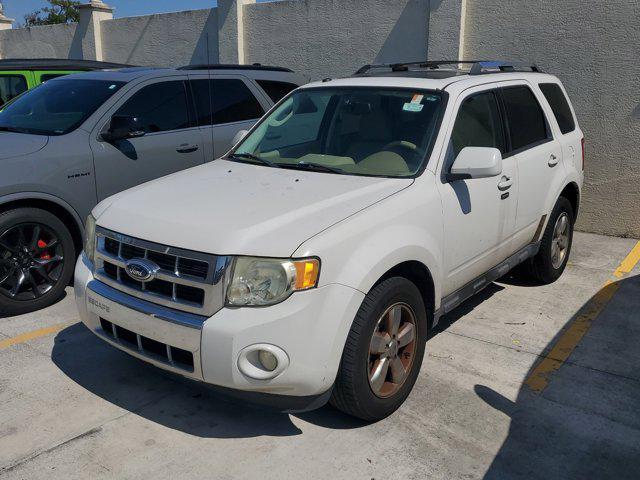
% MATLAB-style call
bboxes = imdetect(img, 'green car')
[0,58,130,107]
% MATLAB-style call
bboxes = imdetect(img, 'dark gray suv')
[0,64,305,315]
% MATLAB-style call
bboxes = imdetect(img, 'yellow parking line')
[0,322,74,350]
[525,241,640,393]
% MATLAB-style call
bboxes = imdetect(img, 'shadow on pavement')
[475,274,640,479]
[51,323,366,439]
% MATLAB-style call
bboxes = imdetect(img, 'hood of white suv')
[0,133,48,160]
[94,159,412,257]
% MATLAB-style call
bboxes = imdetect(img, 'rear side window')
[190,79,264,126]
[0,75,28,107]
[539,83,575,134]
[501,86,549,151]
[451,91,505,158]
[116,81,189,133]
[257,80,298,103]
[41,74,67,82]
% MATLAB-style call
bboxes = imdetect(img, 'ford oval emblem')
[124,258,160,282]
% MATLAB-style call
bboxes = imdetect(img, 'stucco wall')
[243,0,430,80]
[462,0,640,238]
[0,22,78,59]
[100,9,219,67]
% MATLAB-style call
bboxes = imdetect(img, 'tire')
[523,197,574,284]
[0,208,75,316]
[330,277,428,421]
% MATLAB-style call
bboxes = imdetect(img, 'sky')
[2,1,275,23]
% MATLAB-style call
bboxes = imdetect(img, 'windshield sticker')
[403,102,424,112]
[109,84,117,90]
[411,94,424,104]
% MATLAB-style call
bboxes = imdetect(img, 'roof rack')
[354,60,542,76]
[0,58,133,71]
[177,63,293,73]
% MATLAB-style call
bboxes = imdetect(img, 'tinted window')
[41,73,67,82]
[117,81,189,133]
[539,83,575,135]
[257,80,298,103]
[502,86,549,151]
[0,75,28,107]
[191,79,264,126]
[451,91,505,158]
[0,79,125,135]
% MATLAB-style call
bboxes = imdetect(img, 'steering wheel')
[382,141,418,154]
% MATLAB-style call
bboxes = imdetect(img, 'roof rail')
[354,60,542,76]
[177,63,293,73]
[0,58,133,71]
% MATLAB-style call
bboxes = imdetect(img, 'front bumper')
[74,254,365,403]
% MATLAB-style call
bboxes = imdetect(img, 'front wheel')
[0,208,75,316]
[330,277,428,421]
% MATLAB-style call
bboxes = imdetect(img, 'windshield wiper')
[0,125,27,134]
[280,161,346,174]
[226,153,280,168]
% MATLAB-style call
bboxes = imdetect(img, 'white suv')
[74,61,584,420]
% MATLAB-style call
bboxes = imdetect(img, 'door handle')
[548,154,559,167]
[176,144,199,154]
[497,176,513,191]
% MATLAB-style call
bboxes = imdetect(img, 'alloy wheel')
[551,212,570,270]
[0,223,64,301]
[368,302,417,398]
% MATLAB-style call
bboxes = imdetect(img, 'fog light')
[259,350,278,371]
[237,344,289,380]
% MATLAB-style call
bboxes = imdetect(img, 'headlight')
[84,214,96,264]
[226,256,320,307]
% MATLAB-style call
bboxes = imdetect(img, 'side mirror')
[232,129,249,146]
[104,115,145,142]
[446,147,503,181]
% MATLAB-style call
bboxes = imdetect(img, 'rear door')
[189,75,268,160]
[497,81,564,253]
[91,77,205,201]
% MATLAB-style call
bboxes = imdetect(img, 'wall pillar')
[0,2,14,31]
[428,0,467,60]
[77,0,114,60]
[217,0,256,64]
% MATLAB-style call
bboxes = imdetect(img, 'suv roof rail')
[0,58,133,71]
[354,60,542,76]
[177,63,294,73]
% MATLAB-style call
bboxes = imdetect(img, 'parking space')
[1,231,639,479]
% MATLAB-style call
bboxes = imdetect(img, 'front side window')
[450,91,505,159]
[0,75,28,107]
[539,83,575,135]
[233,87,444,178]
[0,79,125,135]
[191,79,264,126]
[502,85,549,151]
[116,81,189,133]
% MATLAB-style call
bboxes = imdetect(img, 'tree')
[23,0,81,27]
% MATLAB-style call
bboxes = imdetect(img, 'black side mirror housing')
[103,115,145,142]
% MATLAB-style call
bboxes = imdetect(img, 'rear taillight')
[581,137,585,171]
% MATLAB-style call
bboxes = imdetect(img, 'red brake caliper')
[37,239,51,262]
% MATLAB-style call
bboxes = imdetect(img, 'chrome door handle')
[548,154,559,167]
[176,144,199,153]
[498,176,513,191]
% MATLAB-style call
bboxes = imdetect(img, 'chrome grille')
[93,227,230,316]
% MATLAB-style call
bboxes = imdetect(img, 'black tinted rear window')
[539,83,575,135]
[502,86,549,151]
[257,80,298,103]
[191,79,264,126]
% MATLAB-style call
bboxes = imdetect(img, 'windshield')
[232,87,444,177]
[0,79,125,136]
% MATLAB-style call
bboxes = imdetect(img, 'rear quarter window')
[257,80,298,103]
[539,83,576,135]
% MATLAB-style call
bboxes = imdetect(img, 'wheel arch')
[559,181,580,219]
[0,193,84,255]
